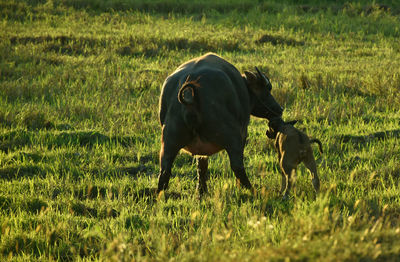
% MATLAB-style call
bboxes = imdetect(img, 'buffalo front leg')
[196,156,209,196]
[226,147,253,191]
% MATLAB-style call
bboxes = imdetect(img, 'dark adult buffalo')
[158,53,283,195]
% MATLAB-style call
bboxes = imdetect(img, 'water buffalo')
[158,53,283,195]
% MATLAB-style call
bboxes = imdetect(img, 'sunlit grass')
[1,0,400,260]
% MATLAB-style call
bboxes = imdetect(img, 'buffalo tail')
[310,138,323,154]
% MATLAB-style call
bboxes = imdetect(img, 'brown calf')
[266,120,322,198]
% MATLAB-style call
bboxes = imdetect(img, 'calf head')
[243,67,283,120]
[266,119,298,139]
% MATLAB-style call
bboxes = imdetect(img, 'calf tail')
[310,138,323,154]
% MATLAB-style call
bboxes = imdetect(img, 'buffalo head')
[244,67,283,120]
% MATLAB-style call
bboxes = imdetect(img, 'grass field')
[1,0,400,260]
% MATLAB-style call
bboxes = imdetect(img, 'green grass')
[1,0,400,260]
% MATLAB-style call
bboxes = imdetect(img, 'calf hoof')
[197,185,208,198]
[250,186,257,196]
[242,180,253,190]
[198,192,209,201]
[312,178,320,193]
[156,185,164,193]
[156,183,168,194]
[282,193,290,201]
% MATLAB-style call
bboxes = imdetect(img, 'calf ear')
[286,120,298,126]
[244,71,258,85]
[266,128,276,139]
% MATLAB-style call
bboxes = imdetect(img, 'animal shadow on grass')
[0,165,46,180]
[0,197,49,215]
[255,33,304,46]
[69,201,119,219]
[337,129,400,145]
[132,187,183,203]
[0,129,144,153]
[235,188,294,217]
[73,185,120,201]
[0,162,155,181]
[117,37,242,58]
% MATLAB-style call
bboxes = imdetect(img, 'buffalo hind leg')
[197,156,209,196]
[157,143,180,193]
[303,154,320,193]
[157,124,189,193]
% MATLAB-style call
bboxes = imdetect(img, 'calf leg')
[303,153,320,193]
[196,156,209,196]
[280,172,287,194]
[280,153,296,199]
[275,141,285,193]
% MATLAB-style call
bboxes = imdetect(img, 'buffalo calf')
[266,120,323,198]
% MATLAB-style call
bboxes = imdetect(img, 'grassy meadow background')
[1,0,400,260]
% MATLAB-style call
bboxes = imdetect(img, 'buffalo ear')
[244,71,258,85]
[255,67,272,91]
